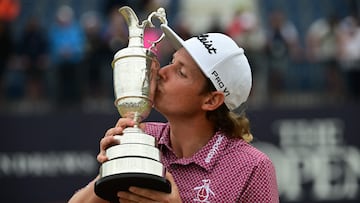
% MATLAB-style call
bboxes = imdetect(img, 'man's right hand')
[97,118,137,163]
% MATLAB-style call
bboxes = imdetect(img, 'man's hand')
[117,172,182,203]
[97,118,136,163]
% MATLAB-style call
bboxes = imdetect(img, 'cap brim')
[161,24,185,50]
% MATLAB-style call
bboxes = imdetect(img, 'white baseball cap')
[161,24,252,113]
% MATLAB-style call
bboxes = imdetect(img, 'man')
[69,24,279,202]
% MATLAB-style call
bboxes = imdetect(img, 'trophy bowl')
[94,6,171,202]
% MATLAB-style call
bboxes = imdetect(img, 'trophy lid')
[119,6,167,49]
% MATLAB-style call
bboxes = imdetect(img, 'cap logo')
[196,34,217,54]
[211,71,230,96]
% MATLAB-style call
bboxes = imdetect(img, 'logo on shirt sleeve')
[193,179,215,202]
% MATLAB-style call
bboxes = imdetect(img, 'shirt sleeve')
[239,157,279,203]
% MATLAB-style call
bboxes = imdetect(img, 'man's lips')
[155,80,163,92]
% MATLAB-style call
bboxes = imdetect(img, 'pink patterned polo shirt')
[145,122,279,203]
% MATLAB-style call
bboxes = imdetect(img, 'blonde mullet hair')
[228,112,253,143]
[202,78,253,143]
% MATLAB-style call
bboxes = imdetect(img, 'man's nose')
[158,65,169,80]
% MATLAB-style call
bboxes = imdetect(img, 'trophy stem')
[133,112,140,127]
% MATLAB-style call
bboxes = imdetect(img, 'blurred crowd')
[0,0,359,114]
[233,8,360,107]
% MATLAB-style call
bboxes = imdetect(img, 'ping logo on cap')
[211,71,230,96]
[196,34,217,54]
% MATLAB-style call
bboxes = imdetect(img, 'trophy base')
[94,173,171,202]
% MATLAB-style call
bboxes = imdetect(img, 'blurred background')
[0,0,359,202]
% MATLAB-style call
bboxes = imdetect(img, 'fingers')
[97,127,122,163]
[138,122,146,131]
[97,118,138,164]
[115,172,181,203]
[117,191,160,203]
[97,135,117,163]
[115,117,136,128]
[165,171,174,183]
[118,198,137,203]
[165,171,177,192]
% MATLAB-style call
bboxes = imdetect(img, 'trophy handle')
[145,7,168,50]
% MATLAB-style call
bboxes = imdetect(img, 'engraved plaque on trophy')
[94,6,171,202]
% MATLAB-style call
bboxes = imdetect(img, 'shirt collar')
[158,125,229,172]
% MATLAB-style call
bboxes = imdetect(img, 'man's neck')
[167,116,215,158]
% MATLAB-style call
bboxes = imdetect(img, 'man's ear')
[202,91,225,111]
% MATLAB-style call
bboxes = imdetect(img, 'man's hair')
[202,78,253,142]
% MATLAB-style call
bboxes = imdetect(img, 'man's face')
[154,48,209,118]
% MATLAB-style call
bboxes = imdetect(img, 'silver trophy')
[94,6,171,202]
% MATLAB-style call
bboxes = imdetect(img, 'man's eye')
[178,69,186,77]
